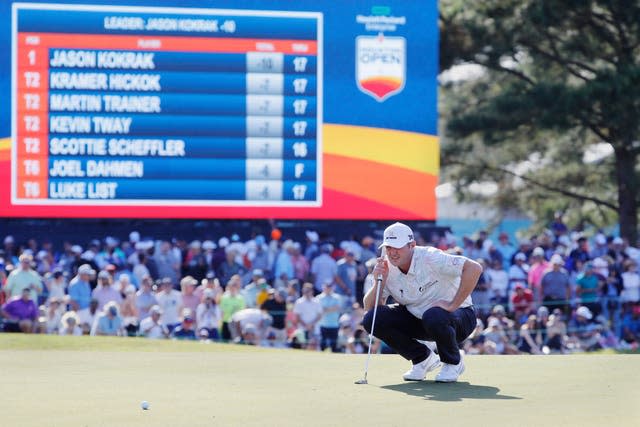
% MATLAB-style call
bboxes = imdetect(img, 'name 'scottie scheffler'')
[362,222,482,382]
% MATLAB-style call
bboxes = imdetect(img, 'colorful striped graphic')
[0,138,9,162]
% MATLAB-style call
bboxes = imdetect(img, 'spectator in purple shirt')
[1,288,38,333]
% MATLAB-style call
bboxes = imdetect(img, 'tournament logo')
[356,34,405,102]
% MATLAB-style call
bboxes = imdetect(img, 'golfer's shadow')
[381,381,521,402]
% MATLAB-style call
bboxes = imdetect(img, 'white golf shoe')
[435,357,465,383]
[402,350,441,381]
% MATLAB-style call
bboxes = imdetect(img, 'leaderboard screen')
[1,1,439,220]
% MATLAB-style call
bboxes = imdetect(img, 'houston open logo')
[356,34,406,102]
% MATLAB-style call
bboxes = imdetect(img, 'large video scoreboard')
[1,1,439,220]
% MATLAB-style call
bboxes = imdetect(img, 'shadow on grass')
[381,381,522,402]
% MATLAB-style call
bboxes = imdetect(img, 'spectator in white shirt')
[155,277,183,332]
[139,305,169,339]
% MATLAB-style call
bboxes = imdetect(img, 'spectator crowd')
[1,216,639,355]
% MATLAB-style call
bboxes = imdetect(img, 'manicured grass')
[0,333,262,352]
[0,335,638,426]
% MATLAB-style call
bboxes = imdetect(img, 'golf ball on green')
[141,401,149,410]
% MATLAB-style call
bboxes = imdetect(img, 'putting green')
[0,335,637,426]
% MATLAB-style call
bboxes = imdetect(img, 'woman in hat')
[59,311,83,336]
[42,297,65,334]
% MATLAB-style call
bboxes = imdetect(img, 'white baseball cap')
[576,306,593,320]
[202,240,216,250]
[550,254,564,265]
[77,264,95,275]
[379,222,415,249]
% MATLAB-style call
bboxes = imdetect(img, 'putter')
[355,272,383,385]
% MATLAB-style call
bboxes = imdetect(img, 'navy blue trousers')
[362,304,476,365]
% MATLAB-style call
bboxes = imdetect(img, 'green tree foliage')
[439,0,640,242]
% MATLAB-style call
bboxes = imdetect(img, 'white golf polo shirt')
[381,246,472,318]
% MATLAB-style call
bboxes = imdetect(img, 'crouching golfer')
[362,222,482,382]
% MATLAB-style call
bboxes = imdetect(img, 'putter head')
[354,379,368,385]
